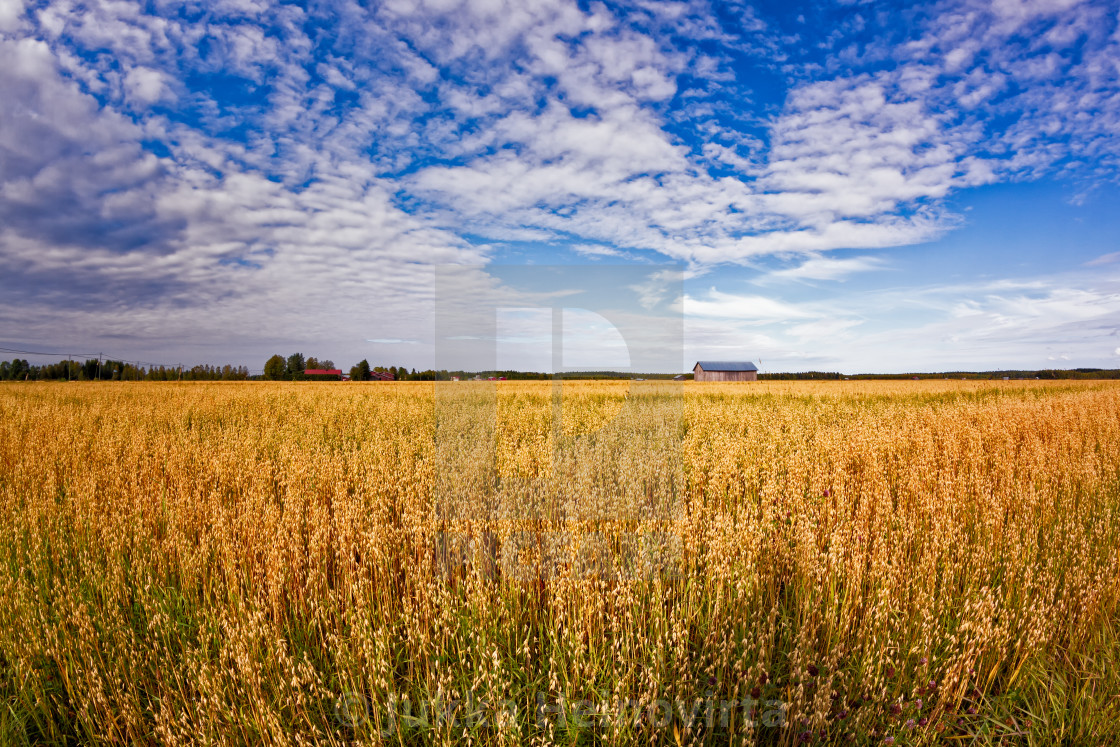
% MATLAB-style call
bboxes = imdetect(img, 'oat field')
[1,380,1119,746]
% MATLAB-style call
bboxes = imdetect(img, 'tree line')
[262,353,340,380]
[0,358,250,381]
[758,369,1120,380]
[263,353,453,381]
[10,354,1119,383]
[264,354,574,381]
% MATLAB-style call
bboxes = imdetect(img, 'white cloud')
[628,267,693,310]
[571,244,629,259]
[0,30,484,360]
[762,254,885,282]
[0,0,24,32]
[1088,251,1120,266]
[124,66,170,105]
[680,288,815,322]
[787,318,864,339]
[675,265,1120,373]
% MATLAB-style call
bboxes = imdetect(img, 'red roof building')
[304,369,343,376]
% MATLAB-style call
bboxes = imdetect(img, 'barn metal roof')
[694,361,758,371]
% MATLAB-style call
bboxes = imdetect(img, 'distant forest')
[2,355,1119,382]
[0,358,250,381]
[757,369,1120,380]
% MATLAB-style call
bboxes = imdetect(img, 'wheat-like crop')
[1,380,1118,745]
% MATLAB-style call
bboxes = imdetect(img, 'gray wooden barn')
[692,361,759,382]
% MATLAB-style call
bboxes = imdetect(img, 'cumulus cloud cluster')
[679,271,1120,373]
[0,0,1117,368]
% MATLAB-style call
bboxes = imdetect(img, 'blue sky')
[1,0,1119,373]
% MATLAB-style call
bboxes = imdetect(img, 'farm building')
[693,361,759,382]
[304,369,343,380]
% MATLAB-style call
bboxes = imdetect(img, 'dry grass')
[1,380,1118,745]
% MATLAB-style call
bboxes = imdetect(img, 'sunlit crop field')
[1,380,1119,746]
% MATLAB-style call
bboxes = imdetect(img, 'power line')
[1,345,258,376]
[0,345,101,358]
[3,346,204,371]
